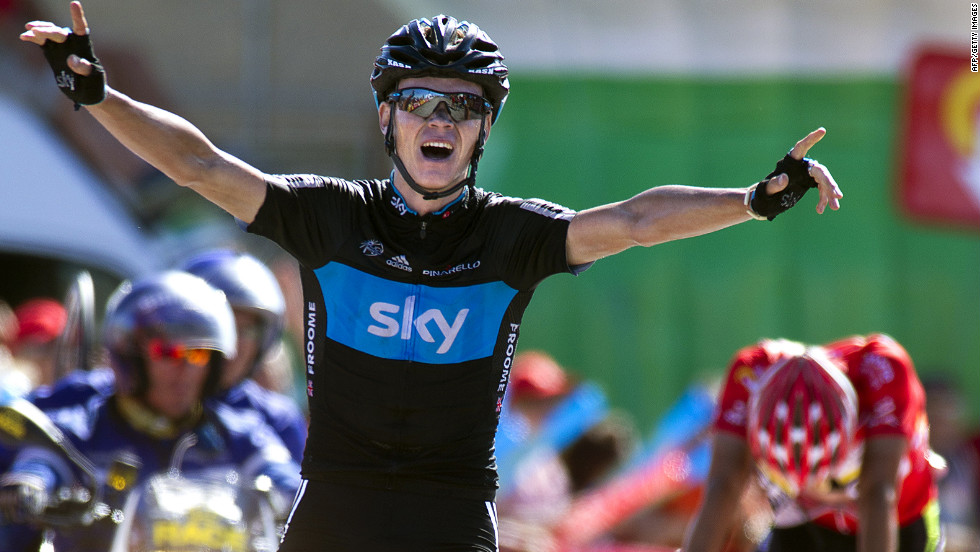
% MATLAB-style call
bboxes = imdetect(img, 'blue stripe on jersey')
[314,263,518,364]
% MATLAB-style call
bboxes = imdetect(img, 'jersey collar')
[385,172,471,220]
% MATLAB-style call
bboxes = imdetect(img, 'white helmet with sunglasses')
[101,271,236,399]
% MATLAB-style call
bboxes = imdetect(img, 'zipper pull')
[419,220,427,239]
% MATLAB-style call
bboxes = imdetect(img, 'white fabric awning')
[0,95,157,279]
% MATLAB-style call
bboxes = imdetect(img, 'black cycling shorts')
[762,503,943,552]
[278,479,499,552]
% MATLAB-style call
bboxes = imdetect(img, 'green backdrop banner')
[480,75,980,427]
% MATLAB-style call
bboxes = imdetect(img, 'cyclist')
[683,335,941,552]
[0,271,301,551]
[29,251,308,465]
[180,249,308,464]
[21,4,843,549]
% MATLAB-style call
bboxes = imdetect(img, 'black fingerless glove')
[41,32,107,110]
[749,154,818,221]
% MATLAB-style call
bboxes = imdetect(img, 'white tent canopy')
[0,94,158,279]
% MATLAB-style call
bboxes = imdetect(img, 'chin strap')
[384,106,487,201]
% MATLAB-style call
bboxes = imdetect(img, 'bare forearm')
[683,487,745,552]
[86,87,266,222]
[87,87,221,185]
[857,484,899,552]
[856,436,907,552]
[682,434,754,552]
[568,184,752,265]
[623,185,751,246]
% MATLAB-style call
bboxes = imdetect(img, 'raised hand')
[754,128,843,219]
[21,1,104,106]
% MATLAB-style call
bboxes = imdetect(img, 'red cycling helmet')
[747,348,858,498]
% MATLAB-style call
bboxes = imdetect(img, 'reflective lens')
[145,338,213,367]
[388,88,491,121]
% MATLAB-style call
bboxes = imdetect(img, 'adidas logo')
[385,255,412,272]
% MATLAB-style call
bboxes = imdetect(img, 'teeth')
[422,141,453,150]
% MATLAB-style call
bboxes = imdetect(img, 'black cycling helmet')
[371,16,509,201]
[371,15,510,124]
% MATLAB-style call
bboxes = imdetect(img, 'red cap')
[509,351,571,400]
[13,298,67,348]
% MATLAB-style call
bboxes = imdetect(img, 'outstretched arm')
[20,1,268,223]
[566,128,842,266]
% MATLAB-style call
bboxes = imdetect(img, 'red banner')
[898,47,980,230]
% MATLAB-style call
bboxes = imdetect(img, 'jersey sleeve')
[847,335,924,439]
[246,175,363,269]
[712,345,767,438]
[484,196,590,290]
[712,340,805,438]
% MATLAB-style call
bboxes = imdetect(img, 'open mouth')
[421,140,454,160]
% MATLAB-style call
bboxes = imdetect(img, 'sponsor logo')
[900,49,980,228]
[866,397,900,428]
[734,365,764,390]
[305,302,317,376]
[386,255,412,272]
[723,400,748,427]
[55,71,75,91]
[367,297,468,354]
[150,509,248,551]
[281,174,326,188]
[860,353,894,390]
[360,240,384,257]
[391,195,410,216]
[519,199,575,220]
[422,260,480,277]
[496,323,520,411]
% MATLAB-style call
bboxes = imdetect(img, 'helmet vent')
[420,21,435,44]
[472,38,497,53]
[389,50,417,66]
[450,27,466,47]
[388,34,413,47]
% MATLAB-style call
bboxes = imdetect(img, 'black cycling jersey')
[248,176,588,500]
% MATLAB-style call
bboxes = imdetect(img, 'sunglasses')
[145,338,213,367]
[387,88,491,121]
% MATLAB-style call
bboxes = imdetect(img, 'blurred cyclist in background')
[26,250,308,465]
[684,334,941,552]
[0,271,301,551]
[180,249,307,463]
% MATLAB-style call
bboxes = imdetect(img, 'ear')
[378,102,391,134]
